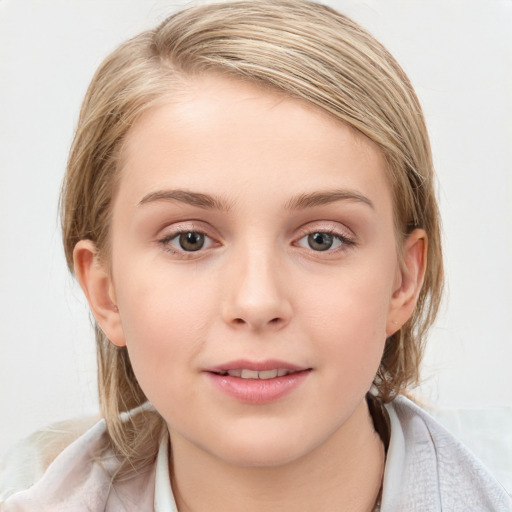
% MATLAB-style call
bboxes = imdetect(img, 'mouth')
[206,359,311,379]
[210,368,303,379]
[205,361,311,404]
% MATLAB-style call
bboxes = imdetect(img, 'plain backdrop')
[1,0,511,491]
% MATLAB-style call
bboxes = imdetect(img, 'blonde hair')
[61,0,443,471]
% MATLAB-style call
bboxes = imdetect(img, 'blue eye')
[297,231,348,252]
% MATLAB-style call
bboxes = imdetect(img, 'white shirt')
[2,397,511,511]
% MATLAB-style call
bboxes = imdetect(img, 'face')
[83,75,421,467]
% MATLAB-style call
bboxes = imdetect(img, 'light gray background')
[1,0,511,491]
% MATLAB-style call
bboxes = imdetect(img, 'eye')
[161,230,215,253]
[296,231,351,252]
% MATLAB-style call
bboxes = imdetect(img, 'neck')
[169,399,385,512]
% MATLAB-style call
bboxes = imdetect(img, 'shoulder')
[0,416,99,502]
[0,418,155,512]
[381,396,512,512]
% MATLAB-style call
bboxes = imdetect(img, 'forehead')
[117,74,392,213]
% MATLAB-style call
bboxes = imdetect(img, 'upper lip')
[205,359,309,373]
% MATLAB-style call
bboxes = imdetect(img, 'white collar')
[151,397,511,511]
[153,434,178,512]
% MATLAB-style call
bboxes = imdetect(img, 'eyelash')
[294,228,355,254]
[157,226,355,258]
[158,228,215,258]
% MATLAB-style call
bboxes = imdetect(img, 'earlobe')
[73,240,126,347]
[386,229,427,337]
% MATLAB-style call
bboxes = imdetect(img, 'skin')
[75,75,426,511]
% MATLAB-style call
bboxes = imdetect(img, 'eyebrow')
[138,188,374,212]
[284,189,374,210]
[138,189,233,211]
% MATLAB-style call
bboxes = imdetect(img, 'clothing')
[381,398,511,511]
[1,396,510,511]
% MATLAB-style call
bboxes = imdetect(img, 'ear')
[386,229,427,337]
[73,240,126,347]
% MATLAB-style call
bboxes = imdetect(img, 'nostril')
[231,317,283,327]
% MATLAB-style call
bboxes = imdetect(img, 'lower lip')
[206,370,311,404]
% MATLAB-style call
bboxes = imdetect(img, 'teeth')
[223,369,295,379]
[240,369,259,379]
[258,369,278,379]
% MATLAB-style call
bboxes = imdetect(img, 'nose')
[221,245,292,332]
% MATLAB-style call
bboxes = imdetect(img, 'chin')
[205,430,314,468]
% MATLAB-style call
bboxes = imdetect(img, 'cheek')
[117,256,214,333]
[301,264,393,336]
[298,264,394,385]
[113,263,218,397]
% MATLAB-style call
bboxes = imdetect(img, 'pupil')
[308,232,333,251]
[179,232,205,251]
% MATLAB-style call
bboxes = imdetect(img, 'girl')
[1,1,510,510]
